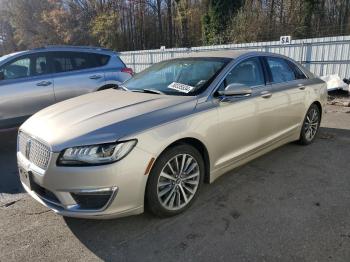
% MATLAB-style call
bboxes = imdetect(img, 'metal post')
[300,42,304,65]
[132,53,136,72]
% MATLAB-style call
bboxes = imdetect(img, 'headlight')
[57,140,137,166]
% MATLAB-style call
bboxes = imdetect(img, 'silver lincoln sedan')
[17,51,327,219]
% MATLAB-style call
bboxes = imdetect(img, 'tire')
[145,144,204,217]
[298,104,321,145]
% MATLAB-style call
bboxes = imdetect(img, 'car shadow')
[0,129,23,194]
[64,127,350,261]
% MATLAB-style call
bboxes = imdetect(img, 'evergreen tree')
[202,0,243,44]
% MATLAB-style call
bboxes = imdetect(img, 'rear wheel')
[299,104,321,145]
[146,144,204,217]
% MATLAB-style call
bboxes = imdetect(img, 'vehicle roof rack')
[33,45,114,52]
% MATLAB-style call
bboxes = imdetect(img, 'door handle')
[36,81,52,86]
[298,84,306,90]
[89,75,102,80]
[261,91,272,99]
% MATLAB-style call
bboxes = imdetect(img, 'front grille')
[18,132,51,170]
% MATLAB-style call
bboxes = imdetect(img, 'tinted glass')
[52,53,73,73]
[94,54,110,66]
[287,60,307,79]
[267,57,295,83]
[33,56,49,76]
[0,57,31,80]
[51,52,109,73]
[224,58,264,87]
[123,58,229,96]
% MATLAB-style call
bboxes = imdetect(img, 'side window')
[0,57,31,80]
[94,54,110,67]
[73,54,90,70]
[73,53,110,68]
[52,52,73,73]
[51,52,108,73]
[287,60,307,80]
[71,52,97,70]
[266,57,296,83]
[33,56,49,76]
[225,57,265,88]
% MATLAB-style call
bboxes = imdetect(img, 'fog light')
[70,187,117,210]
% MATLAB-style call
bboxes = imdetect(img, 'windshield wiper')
[131,89,164,95]
[143,89,165,94]
[115,84,129,91]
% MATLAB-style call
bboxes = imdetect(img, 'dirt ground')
[0,92,349,262]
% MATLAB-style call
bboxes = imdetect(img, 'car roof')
[185,50,296,60]
[0,47,119,65]
[32,46,119,55]
[0,51,26,62]
[1,46,119,59]
[186,50,251,59]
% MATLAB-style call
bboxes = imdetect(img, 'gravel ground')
[0,100,349,262]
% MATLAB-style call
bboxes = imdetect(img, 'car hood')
[20,89,197,151]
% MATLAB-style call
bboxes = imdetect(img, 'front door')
[214,57,272,170]
[0,53,55,128]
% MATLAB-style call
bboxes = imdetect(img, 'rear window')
[286,60,307,79]
[94,53,110,66]
[51,52,110,73]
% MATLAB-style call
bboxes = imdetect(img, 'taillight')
[121,67,134,76]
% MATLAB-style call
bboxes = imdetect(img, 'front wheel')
[298,104,321,145]
[145,144,204,217]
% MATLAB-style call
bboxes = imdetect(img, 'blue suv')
[0,46,133,129]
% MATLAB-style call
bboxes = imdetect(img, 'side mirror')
[0,71,4,81]
[217,83,252,97]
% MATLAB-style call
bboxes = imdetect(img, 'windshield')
[122,57,230,95]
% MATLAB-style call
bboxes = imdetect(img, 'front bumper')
[17,145,154,219]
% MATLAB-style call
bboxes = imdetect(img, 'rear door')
[0,53,55,128]
[50,51,107,102]
[263,56,307,137]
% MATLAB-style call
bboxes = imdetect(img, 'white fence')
[120,35,350,79]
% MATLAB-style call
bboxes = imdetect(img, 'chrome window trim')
[200,52,313,104]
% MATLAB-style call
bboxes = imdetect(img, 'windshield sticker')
[167,82,195,93]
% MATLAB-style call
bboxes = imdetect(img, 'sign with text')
[280,35,292,45]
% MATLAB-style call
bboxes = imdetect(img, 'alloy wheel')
[304,107,319,141]
[157,154,200,211]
